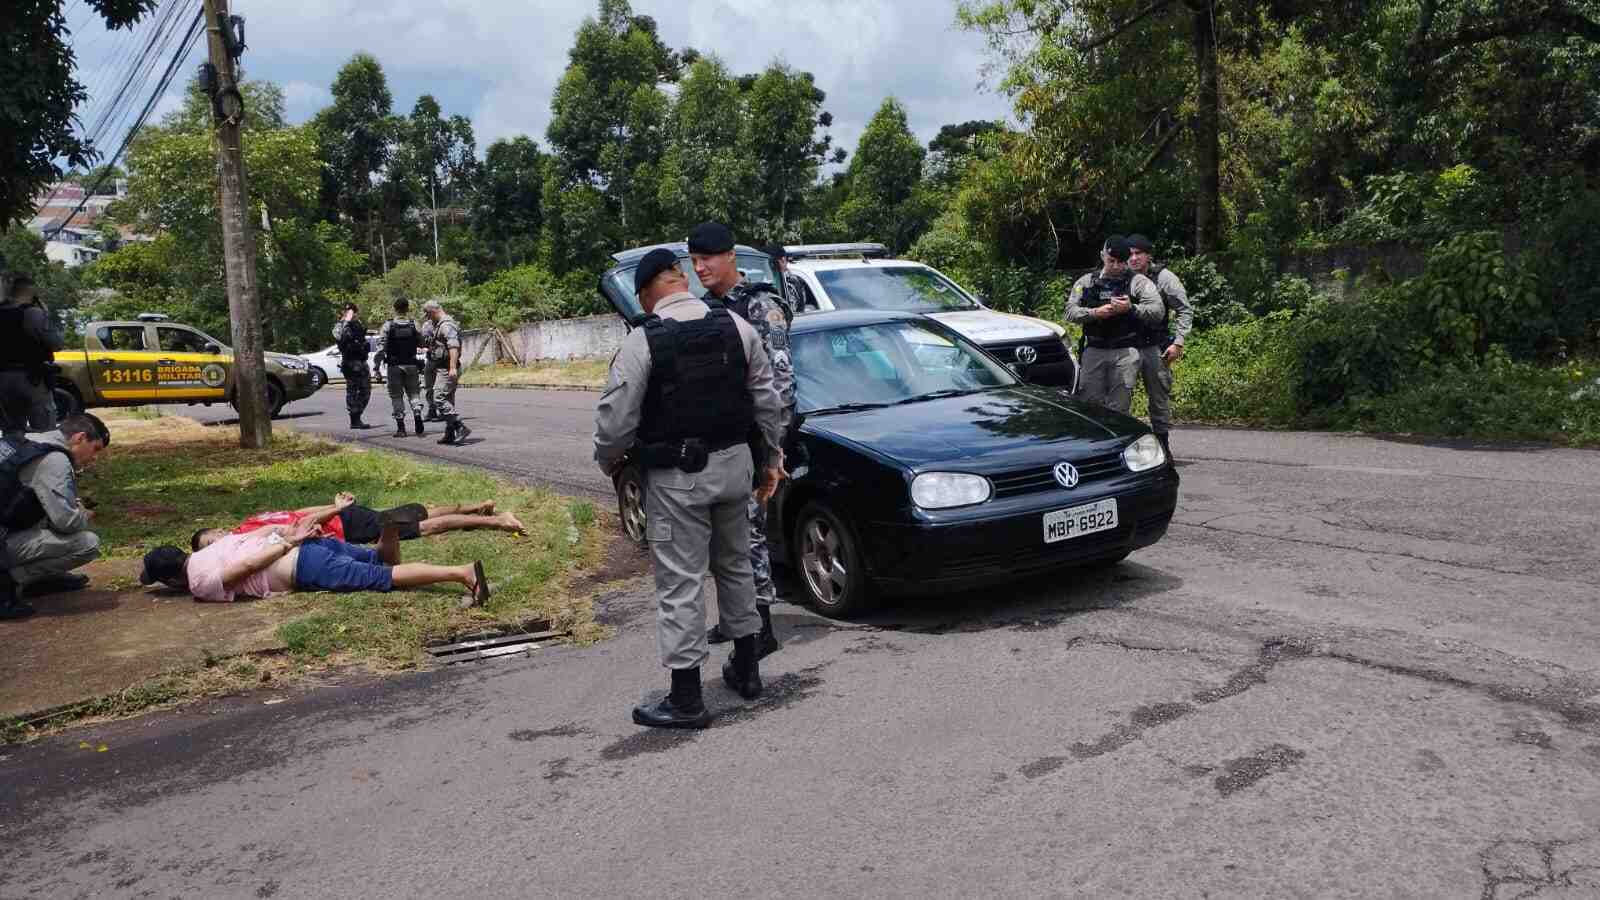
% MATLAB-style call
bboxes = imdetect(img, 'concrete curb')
[458,381,605,393]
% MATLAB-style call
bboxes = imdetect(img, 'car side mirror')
[205,343,222,354]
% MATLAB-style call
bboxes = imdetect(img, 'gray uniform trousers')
[1137,345,1174,434]
[386,364,424,418]
[4,527,100,586]
[432,370,459,418]
[646,445,761,670]
[423,358,438,415]
[1077,346,1141,414]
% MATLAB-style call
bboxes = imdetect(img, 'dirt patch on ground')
[568,517,650,594]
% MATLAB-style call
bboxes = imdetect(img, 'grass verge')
[3,412,619,743]
[460,358,610,389]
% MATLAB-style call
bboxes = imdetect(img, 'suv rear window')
[604,252,778,320]
[813,266,977,313]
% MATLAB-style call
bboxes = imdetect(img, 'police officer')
[1065,237,1165,414]
[420,312,441,422]
[1125,235,1193,460]
[594,248,785,729]
[2,413,109,619]
[764,243,807,312]
[377,298,426,437]
[422,299,471,446]
[332,303,374,430]
[1,275,64,438]
[692,223,794,659]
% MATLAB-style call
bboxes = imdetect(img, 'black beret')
[139,545,189,586]
[634,248,681,294]
[1103,236,1132,261]
[761,243,788,260]
[686,221,735,254]
[1126,234,1154,252]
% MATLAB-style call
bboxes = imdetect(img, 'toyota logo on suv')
[1015,345,1038,365]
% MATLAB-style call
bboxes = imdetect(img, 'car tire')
[309,366,327,390]
[231,380,285,419]
[793,500,875,618]
[614,465,646,547]
[52,384,83,419]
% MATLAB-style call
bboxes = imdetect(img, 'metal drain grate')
[425,629,567,664]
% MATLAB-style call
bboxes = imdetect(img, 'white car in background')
[784,244,1078,391]
[302,333,419,387]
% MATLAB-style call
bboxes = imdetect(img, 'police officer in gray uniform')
[692,224,794,658]
[594,248,785,729]
[1066,237,1165,414]
[1125,235,1193,460]
[420,313,441,422]
[423,299,471,446]
[1,275,64,438]
[377,298,426,437]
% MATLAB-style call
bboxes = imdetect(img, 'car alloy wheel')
[615,466,646,546]
[796,502,873,617]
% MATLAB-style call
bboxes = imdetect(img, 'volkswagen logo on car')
[1015,345,1038,365]
[1053,461,1079,488]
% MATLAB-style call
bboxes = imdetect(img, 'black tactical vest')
[385,320,419,365]
[637,309,753,448]
[1080,273,1143,349]
[336,321,368,363]
[0,305,51,372]
[1136,264,1172,348]
[0,437,67,530]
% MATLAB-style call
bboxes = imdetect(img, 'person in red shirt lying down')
[188,491,526,553]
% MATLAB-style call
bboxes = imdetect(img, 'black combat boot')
[413,412,426,436]
[437,419,457,445]
[0,572,35,621]
[349,412,371,429]
[755,604,782,660]
[442,416,470,446]
[632,666,712,728]
[393,417,407,437]
[722,634,763,700]
[1156,431,1173,463]
[706,622,732,644]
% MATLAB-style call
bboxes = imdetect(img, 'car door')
[89,324,160,402]
[154,325,230,401]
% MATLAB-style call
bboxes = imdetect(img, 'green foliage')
[355,258,466,321]
[1170,312,1300,425]
[0,226,82,332]
[837,99,930,252]
[461,264,603,330]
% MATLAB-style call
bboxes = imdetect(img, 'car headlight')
[276,357,307,371]
[1122,434,1167,472]
[911,472,992,509]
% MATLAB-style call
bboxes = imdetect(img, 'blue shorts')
[293,538,394,593]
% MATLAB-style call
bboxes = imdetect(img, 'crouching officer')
[1,413,109,619]
[422,300,471,446]
[1066,236,1165,414]
[594,248,785,729]
[332,303,374,430]
[1126,235,1193,460]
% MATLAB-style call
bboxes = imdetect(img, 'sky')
[65,0,1015,172]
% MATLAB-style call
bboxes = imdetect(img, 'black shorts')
[338,504,426,544]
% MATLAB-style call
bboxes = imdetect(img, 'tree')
[927,120,1002,190]
[0,0,157,225]
[836,99,930,252]
[398,94,477,261]
[468,136,548,278]
[655,57,757,236]
[740,65,844,236]
[312,54,402,270]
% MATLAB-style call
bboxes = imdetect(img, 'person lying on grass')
[140,515,490,608]
[188,491,525,553]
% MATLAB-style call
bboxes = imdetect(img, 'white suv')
[785,244,1077,390]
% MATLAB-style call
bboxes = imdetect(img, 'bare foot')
[499,512,526,533]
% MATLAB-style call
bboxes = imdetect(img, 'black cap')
[1103,236,1131,261]
[139,546,189,586]
[761,243,789,260]
[686,222,735,254]
[1126,234,1154,252]
[634,248,681,294]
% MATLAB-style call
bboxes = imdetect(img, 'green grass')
[460,358,610,389]
[84,416,610,666]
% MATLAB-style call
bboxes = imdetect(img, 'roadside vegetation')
[461,358,610,390]
[1,411,613,743]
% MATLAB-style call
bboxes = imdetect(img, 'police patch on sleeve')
[766,307,785,328]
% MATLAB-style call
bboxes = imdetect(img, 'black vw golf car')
[599,254,1179,616]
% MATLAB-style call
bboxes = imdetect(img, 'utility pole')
[203,0,271,448]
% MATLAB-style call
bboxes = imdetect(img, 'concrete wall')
[460,313,628,366]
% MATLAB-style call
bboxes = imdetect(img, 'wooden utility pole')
[203,0,271,447]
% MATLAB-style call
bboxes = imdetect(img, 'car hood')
[804,386,1146,468]
[927,309,1059,343]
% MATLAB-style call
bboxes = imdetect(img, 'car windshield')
[813,266,978,313]
[793,319,1017,414]
[605,252,777,321]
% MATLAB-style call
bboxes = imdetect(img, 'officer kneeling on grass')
[1,413,109,619]
[593,248,786,729]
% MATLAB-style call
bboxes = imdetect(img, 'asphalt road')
[4,386,1599,898]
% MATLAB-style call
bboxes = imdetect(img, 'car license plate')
[1043,498,1118,544]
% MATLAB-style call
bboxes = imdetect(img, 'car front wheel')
[615,465,646,546]
[794,501,875,617]
[231,380,284,419]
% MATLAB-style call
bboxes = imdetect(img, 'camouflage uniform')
[331,319,371,424]
[429,314,471,445]
[419,317,440,420]
[720,281,795,611]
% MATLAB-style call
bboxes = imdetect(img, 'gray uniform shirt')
[17,430,89,533]
[593,293,783,472]
[1148,266,1194,346]
[431,316,461,365]
[1064,270,1166,329]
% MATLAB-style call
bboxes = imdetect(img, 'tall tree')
[740,65,845,236]
[398,94,477,260]
[1,0,157,225]
[837,98,930,252]
[469,136,548,276]
[312,53,401,270]
[656,57,757,236]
